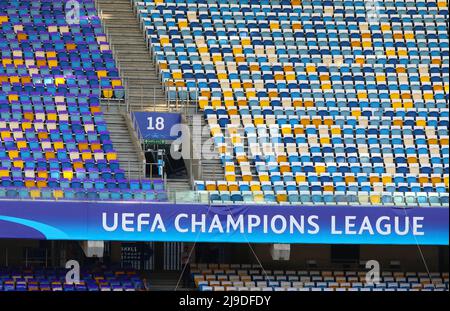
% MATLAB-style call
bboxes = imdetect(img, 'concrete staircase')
[102,108,145,179]
[167,179,192,192]
[149,272,194,291]
[96,0,200,189]
[96,0,168,111]
[186,114,225,181]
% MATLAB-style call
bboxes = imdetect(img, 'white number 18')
[147,117,165,130]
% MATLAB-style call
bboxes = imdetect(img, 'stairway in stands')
[96,0,211,189]
[103,108,145,180]
[186,114,225,181]
[96,0,168,111]
[149,272,194,291]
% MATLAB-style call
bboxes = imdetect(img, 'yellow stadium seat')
[320,137,330,144]
[47,113,57,121]
[315,166,326,174]
[30,189,41,199]
[160,37,170,45]
[370,176,380,183]
[276,194,287,203]
[172,71,182,80]
[280,165,291,174]
[225,165,235,173]
[416,119,426,127]
[37,171,48,179]
[13,160,24,169]
[241,38,251,46]
[217,183,228,191]
[228,183,239,192]
[431,177,442,184]
[0,169,9,178]
[418,176,429,184]
[37,180,47,188]
[331,127,341,135]
[295,174,306,183]
[53,190,64,200]
[212,54,222,62]
[404,33,415,40]
[250,183,261,192]
[13,58,24,66]
[178,20,188,28]
[48,59,58,68]
[423,93,434,101]
[8,94,18,102]
[370,194,381,205]
[102,89,113,98]
[8,150,19,159]
[0,15,9,24]
[381,24,391,32]
[281,127,291,135]
[345,175,356,183]
[16,141,27,149]
[17,32,27,42]
[106,152,117,161]
[55,76,65,85]
[259,174,269,182]
[386,49,396,57]
[225,174,236,182]
[269,21,279,30]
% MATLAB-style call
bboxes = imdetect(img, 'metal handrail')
[129,109,145,150]
[1,186,447,208]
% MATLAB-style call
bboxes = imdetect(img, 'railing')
[130,108,145,151]
[144,162,167,184]
[0,248,50,268]
[0,187,448,208]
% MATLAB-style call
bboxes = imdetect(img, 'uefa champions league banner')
[0,201,448,245]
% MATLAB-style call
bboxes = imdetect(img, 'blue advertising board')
[0,201,448,245]
[133,112,182,140]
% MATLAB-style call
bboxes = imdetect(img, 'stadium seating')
[0,0,166,201]
[0,267,146,291]
[134,0,449,205]
[191,263,449,291]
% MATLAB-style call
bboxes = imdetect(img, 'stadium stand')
[133,0,449,205]
[191,263,449,291]
[0,267,147,291]
[0,0,166,201]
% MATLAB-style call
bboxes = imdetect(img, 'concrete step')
[102,109,144,179]
[149,272,194,291]
[167,179,192,192]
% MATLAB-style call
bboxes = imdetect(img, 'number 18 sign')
[133,112,182,141]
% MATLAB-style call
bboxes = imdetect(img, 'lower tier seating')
[192,263,449,291]
[0,268,147,291]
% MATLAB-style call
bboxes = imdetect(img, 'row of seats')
[136,0,448,14]
[196,189,449,206]
[0,268,146,291]
[191,263,449,291]
[0,187,168,201]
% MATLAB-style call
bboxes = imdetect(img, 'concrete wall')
[0,240,447,272]
[360,245,443,272]
[219,243,446,272]
[0,240,42,266]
